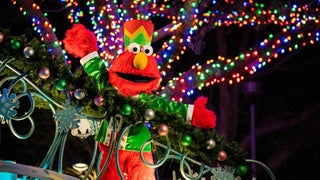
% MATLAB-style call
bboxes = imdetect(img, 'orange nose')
[133,52,148,70]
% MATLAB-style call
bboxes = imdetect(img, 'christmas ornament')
[206,138,216,150]
[144,108,155,121]
[74,88,85,100]
[217,150,227,161]
[158,124,169,136]
[10,39,21,49]
[121,104,132,115]
[0,88,19,124]
[145,121,151,129]
[23,46,35,58]
[181,134,192,146]
[0,31,4,43]
[38,67,50,79]
[236,165,248,176]
[94,95,104,106]
[53,100,82,133]
[70,118,94,138]
[55,79,67,90]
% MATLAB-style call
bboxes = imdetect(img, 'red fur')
[109,51,161,96]
[63,24,98,58]
[63,21,215,179]
[192,96,216,129]
[98,144,156,180]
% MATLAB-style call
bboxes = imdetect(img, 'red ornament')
[217,150,227,161]
[158,124,169,136]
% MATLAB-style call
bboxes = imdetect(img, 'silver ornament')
[39,67,50,79]
[23,46,35,58]
[144,108,155,121]
[206,138,216,150]
[74,88,86,100]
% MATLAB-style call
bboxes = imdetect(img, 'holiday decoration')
[73,88,86,100]
[38,66,50,79]
[236,165,248,176]
[10,39,20,50]
[10,0,320,102]
[217,150,228,161]
[0,31,4,43]
[70,118,95,139]
[0,88,19,124]
[144,108,155,121]
[158,124,169,136]
[206,138,216,150]
[94,95,104,106]
[4,0,315,178]
[63,19,217,180]
[55,79,67,90]
[181,134,193,147]
[0,19,279,180]
[121,104,132,116]
[23,46,35,58]
[54,100,81,133]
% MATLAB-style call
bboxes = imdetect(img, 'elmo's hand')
[63,24,98,58]
[191,96,216,129]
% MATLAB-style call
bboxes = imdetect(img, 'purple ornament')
[94,96,104,106]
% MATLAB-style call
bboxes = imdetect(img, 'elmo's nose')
[133,52,148,70]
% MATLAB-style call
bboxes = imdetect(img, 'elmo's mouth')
[116,72,155,83]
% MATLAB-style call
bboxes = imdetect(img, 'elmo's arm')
[63,24,108,88]
[80,52,109,89]
[139,93,216,129]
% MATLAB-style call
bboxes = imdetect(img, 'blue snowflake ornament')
[211,167,238,180]
[0,88,19,124]
[54,100,82,133]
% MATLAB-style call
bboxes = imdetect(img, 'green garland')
[0,28,249,175]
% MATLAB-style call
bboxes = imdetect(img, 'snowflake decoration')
[211,167,237,180]
[0,88,19,124]
[54,100,82,133]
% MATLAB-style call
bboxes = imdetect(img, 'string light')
[11,0,320,101]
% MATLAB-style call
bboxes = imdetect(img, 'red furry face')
[108,51,161,97]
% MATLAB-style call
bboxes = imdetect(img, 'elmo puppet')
[63,19,216,180]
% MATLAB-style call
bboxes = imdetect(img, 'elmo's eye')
[128,43,140,54]
[142,45,153,56]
